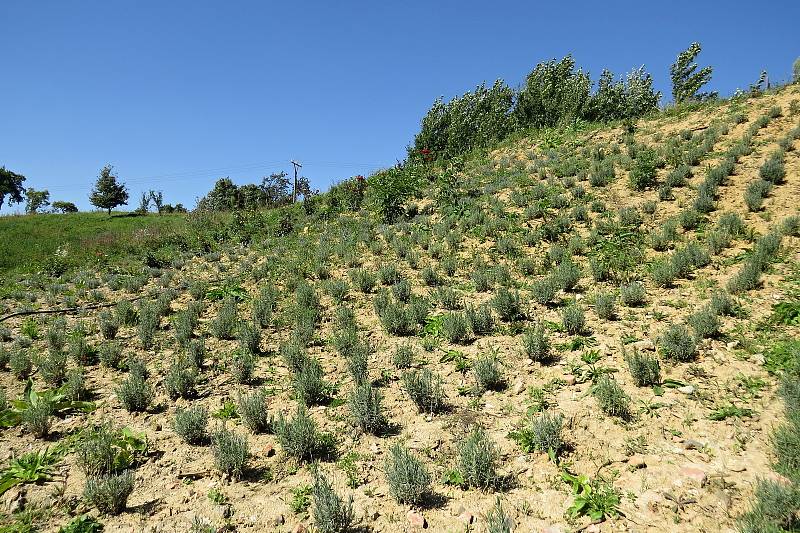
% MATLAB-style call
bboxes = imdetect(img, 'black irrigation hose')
[0,296,145,323]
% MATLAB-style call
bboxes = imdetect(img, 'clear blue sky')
[2,1,798,213]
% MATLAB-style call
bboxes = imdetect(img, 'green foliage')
[238,388,272,434]
[77,424,147,477]
[402,368,445,413]
[57,515,103,533]
[594,292,616,319]
[592,375,631,419]
[670,42,715,104]
[84,471,134,515]
[230,348,256,384]
[441,311,469,344]
[628,147,659,191]
[0,446,63,497]
[392,344,414,369]
[293,357,330,405]
[510,410,564,456]
[624,347,661,386]
[658,324,697,362]
[738,479,800,533]
[385,443,431,505]
[515,55,590,128]
[275,404,333,461]
[164,360,197,400]
[688,306,721,339]
[116,372,153,412]
[473,352,505,392]
[349,381,387,434]
[0,165,27,210]
[485,497,513,533]
[523,324,552,363]
[312,469,355,533]
[562,470,621,521]
[211,428,249,480]
[1,379,95,429]
[367,165,423,223]
[457,427,499,489]
[173,405,209,444]
[89,165,129,215]
[211,297,239,339]
[562,304,586,335]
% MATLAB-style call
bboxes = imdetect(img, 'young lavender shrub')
[99,341,125,369]
[117,372,153,412]
[402,369,445,414]
[237,320,261,354]
[619,281,646,307]
[173,309,198,347]
[465,303,494,336]
[485,497,513,533]
[561,304,585,335]
[211,297,238,339]
[688,306,721,339]
[350,381,387,435]
[275,404,332,461]
[531,277,558,306]
[293,358,329,405]
[457,427,499,489]
[23,400,53,438]
[744,180,772,211]
[46,317,67,353]
[594,292,616,320]
[187,338,206,370]
[252,287,275,328]
[624,346,661,386]
[10,349,33,380]
[473,352,505,392]
[592,375,631,419]
[350,268,376,293]
[385,443,431,506]
[512,410,564,456]
[98,310,119,340]
[37,349,67,385]
[312,469,355,533]
[173,405,209,444]
[760,155,786,184]
[658,324,697,362]
[164,359,197,400]
[492,287,523,322]
[238,388,273,434]
[522,324,551,363]
[230,349,255,385]
[393,344,414,369]
[212,428,249,480]
[441,312,469,344]
[116,300,138,327]
[84,471,135,516]
[391,279,412,302]
[738,479,800,533]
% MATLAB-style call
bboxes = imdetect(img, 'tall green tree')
[670,42,715,104]
[515,56,591,129]
[89,165,129,215]
[24,188,50,214]
[0,166,26,210]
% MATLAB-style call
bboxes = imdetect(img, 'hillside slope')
[1,86,800,532]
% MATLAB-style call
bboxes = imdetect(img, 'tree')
[515,56,591,129]
[0,166,26,210]
[25,188,50,214]
[89,165,129,215]
[670,42,715,104]
[52,201,78,213]
[793,57,800,84]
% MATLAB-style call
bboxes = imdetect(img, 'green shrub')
[137,301,160,349]
[116,373,153,412]
[745,179,772,211]
[738,479,800,533]
[531,277,558,306]
[238,388,272,434]
[23,400,53,438]
[391,279,412,302]
[350,268,376,293]
[350,381,387,434]
[420,265,440,287]
[554,260,581,291]
[252,288,275,328]
[98,311,119,340]
[38,349,67,385]
[211,297,238,339]
[312,469,355,533]
[212,428,249,480]
[84,471,134,515]
[650,260,676,288]
[465,303,494,336]
[658,324,697,362]
[485,497,513,533]
[173,405,209,444]
[441,312,469,344]
[491,287,522,322]
[173,310,197,347]
[46,317,67,353]
[402,369,445,413]
[688,307,721,339]
[728,261,762,293]
[562,304,585,335]
[628,147,658,191]
[457,427,499,489]
[522,324,551,363]
[230,349,255,384]
[594,292,616,319]
[436,287,461,310]
[473,353,505,392]
[624,347,661,386]
[293,358,329,405]
[237,321,261,354]
[512,410,564,455]
[385,443,431,505]
[275,404,332,461]
[116,300,138,326]
[592,375,631,419]
[164,360,197,400]
[187,338,206,369]
[393,344,414,369]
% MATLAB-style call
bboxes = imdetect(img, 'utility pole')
[290,160,302,203]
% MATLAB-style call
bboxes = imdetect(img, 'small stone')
[683,439,703,450]
[407,511,426,529]
[450,505,465,517]
[512,380,525,395]
[726,341,739,350]
[632,339,655,351]
[564,374,576,386]
[678,385,695,395]
[151,421,162,431]
[292,524,308,533]
[586,525,601,533]
[728,462,746,473]
[751,353,765,365]
[270,514,285,526]
[457,511,474,525]
[681,466,707,486]
[629,455,646,469]
[541,527,564,533]
[264,444,275,457]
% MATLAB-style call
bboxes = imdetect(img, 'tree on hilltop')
[90,165,129,215]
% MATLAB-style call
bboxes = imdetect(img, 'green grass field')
[0,211,187,278]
